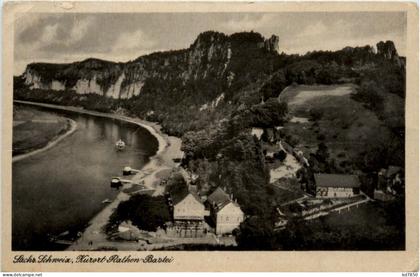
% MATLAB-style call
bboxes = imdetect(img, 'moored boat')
[110,177,122,188]
[123,166,132,175]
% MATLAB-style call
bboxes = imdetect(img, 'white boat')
[102,199,112,204]
[115,139,126,151]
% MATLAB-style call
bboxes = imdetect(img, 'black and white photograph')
[2,1,419,272]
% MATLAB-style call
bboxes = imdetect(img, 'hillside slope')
[14,31,406,249]
[15,32,404,136]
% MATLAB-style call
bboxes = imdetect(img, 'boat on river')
[115,139,126,151]
[102,198,112,204]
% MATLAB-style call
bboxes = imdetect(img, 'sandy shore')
[12,100,184,251]
[12,117,77,163]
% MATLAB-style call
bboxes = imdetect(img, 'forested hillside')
[14,31,406,249]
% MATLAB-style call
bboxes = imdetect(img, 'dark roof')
[207,187,241,212]
[208,187,230,205]
[171,188,202,206]
[314,174,360,188]
[386,166,402,178]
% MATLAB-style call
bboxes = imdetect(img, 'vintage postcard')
[2,1,419,272]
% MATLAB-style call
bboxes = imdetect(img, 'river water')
[12,105,159,250]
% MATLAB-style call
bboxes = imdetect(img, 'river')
[12,104,159,250]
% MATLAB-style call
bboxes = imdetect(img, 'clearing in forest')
[278,84,396,173]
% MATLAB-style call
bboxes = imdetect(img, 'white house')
[168,189,210,238]
[207,187,244,235]
[251,127,264,140]
[314,174,360,198]
[173,191,209,221]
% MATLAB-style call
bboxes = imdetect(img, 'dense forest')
[14,31,406,249]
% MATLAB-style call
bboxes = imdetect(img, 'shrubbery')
[14,34,406,250]
[106,194,170,233]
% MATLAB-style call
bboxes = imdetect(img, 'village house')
[374,165,403,201]
[169,188,209,237]
[251,127,264,140]
[377,166,403,194]
[207,187,244,235]
[173,190,209,221]
[294,149,310,167]
[314,173,360,198]
[275,208,288,229]
[373,189,395,202]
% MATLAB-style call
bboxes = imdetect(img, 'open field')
[298,200,405,250]
[278,84,397,172]
[280,84,354,107]
[274,84,405,250]
[13,105,72,156]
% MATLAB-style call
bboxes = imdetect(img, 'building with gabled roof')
[314,173,360,198]
[172,189,209,221]
[385,166,403,179]
[207,187,244,235]
[168,186,210,238]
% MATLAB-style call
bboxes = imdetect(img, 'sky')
[14,12,406,75]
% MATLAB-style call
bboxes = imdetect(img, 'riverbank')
[12,101,183,251]
[67,135,181,250]
[67,137,182,251]
[12,105,78,163]
[13,118,77,163]
[14,100,172,155]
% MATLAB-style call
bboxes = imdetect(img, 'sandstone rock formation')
[21,31,279,99]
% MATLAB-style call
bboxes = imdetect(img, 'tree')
[316,142,329,162]
[352,80,385,113]
[274,150,287,162]
[107,194,171,233]
[165,172,188,196]
[236,216,276,250]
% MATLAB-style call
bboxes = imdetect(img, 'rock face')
[21,31,279,99]
[376,40,398,60]
[376,40,405,69]
[264,35,279,52]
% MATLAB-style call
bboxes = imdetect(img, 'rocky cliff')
[21,31,280,99]
[376,40,405,68]
[16,32,404,135]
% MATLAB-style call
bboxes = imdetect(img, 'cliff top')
[22,30,401,76]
